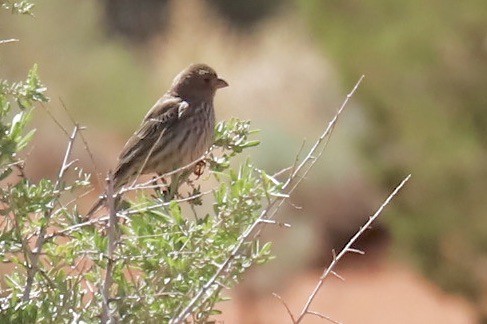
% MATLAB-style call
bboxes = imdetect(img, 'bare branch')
[348,248,365,255]
[330,270,345,281]
[56,126,79,184]
[77,129,103,188]
[39,103,70,137]
[284,75,365,192]
[272,166,293,178]
[59,98,103,188]
[252,76,366,241]
[257,219,291,228]
[307,310,342,324]
[121,189,212,216]
[101,171,118,323]
[22,125,79,301]
[123,153,209,194]
[44,214,109,240]
[0,38,19,45]
[295,174,411,323]
[273,293,296,323]
[289,139,307,179]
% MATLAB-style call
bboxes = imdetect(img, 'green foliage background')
[298,0,487,313]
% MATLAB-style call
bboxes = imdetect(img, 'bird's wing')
[118,96,189,162]
[142,95,190,123]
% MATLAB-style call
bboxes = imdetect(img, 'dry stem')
[22,125,79,301]
[101,171,118,323]
[292,174,411,323]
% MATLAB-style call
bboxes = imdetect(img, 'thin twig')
[288,139,307,180]
[348,248,365,255]
[56,126,79,185]
[330,270,345,281]
[254,76,366,241]
[121,189,212,216]
[22,125,79,301]
[307,311,342,324]
[273,293,296,323]
[0,38,19,45]
[40,103,70,137]
[272,166,293,178]
[59,98,103,188]
[123,153,209,194]
[295,174,411,323]
[284,75,365,191]
[78,129,102,188]
[45,188,211,241]
[44,215,109,240]
[258,219,291,228]
[101,171,118,323]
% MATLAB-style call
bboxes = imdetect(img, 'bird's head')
[170,63,228,102]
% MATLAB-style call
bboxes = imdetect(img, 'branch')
[0,38,19,45]
[101,171,118,323]
[45,187,210,241]
[253,75,366,241]
[295,174,411,323]
[59,97,103,188]
[22,125,79,301]
[121,189,212,216]
[56,125,79,185]
[273,293,296,323]
[307,311,342,324]
[284,75,365,192]
[122,153,209,194]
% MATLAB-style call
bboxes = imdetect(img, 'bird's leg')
[165,170,193,202]
[151,176,162,198]
[152,174,169,199]
[164,173,178,202]
[194,160,206,179]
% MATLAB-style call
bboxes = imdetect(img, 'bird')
[87,63,228,216]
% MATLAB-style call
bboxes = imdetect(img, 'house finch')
[87,63,228,216]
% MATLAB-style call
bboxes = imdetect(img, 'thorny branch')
[293,174,412,324]
[170,76,365,323]
[22,125,80,301]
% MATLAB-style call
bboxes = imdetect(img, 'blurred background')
[1,0,486,322]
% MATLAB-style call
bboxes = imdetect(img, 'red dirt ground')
[215,260,477,323]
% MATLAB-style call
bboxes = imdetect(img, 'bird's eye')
[204,77,211,83]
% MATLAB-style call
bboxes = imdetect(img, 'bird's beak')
[215,78,229,89]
